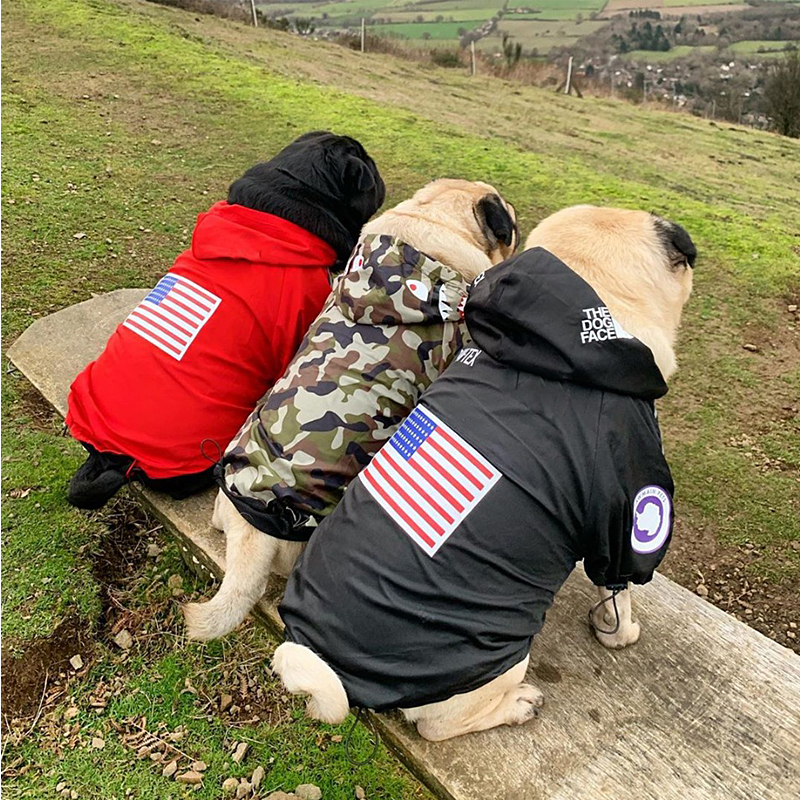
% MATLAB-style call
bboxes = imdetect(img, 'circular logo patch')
[631,485,672,554]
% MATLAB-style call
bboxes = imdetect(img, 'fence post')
[564,55,573,95]
[361,18,365,53]
[471,40,476,76]
[250,0,258,27]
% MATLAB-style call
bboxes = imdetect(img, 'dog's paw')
[594,619,641,650]
[506,683,544,725]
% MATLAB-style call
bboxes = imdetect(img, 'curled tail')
[183,493,278,641]
[273,642,350,724]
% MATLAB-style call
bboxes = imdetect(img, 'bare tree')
[765,50,800,138]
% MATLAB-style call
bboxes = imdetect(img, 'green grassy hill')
[2,0,799,797]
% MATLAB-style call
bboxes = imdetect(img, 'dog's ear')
[342,154,386,217]
[654,216,697,270]
[475,194,518,251]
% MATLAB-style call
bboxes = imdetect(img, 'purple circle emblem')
[631,485,672,554]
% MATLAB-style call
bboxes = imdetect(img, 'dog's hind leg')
[273,642,350,725]
[402,656,543,741]
[591,584,640,649]
[183,492,279,641]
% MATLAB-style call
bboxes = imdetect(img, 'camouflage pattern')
[221,234,469,523]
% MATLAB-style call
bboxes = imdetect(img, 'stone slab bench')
[8,290,800,800]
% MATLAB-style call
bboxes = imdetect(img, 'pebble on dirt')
[162,760,178,778]
[69,654,84,671]
[222,777,239,795]
[220,693,234,712]
[91,737,105,750]
[231,741,249,764]
[236,781,252,798]
[296,784,322,800]
[114,629,133,650]
[252,766,265,790]
[176,770,203,785]
[355,786,366,800]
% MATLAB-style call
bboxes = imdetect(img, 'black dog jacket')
[280,247,675,711]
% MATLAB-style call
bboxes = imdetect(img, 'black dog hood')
[466,246,668,400]
[281,247,676,711]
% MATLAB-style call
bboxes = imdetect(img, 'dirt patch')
[662,516,800,654]
[90,498,154,640]
[2,498,155,729]
[14,378,62,433]
[1,615,93,724]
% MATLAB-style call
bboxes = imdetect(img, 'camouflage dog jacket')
[218,234,469,540]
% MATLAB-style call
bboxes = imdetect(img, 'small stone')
[91,737,105,749]
[331,735,342,743]
[355,787,366,800]
[788,631,797,640]
[695,584,709,598]
[742,343,759,352]
[219,693,233,712]
[790,622,798,629]
[296,784,322,800]
[69,654,84,671]
[251,766,265,789]
[114,629,133,650]
[64,707,79,720]
[147,543,161,558]
[191,761,207,772]
[176,771,203,785]
[265,793,295,800]
[71,792,78,800]
[236,782,252,798]
[73,232,87,239]
[222,778,239,795]
[56,783,66,792]
[162,760,178,778]
[232,741,249,763]
[788,304,797,313]
[167,574,183,589]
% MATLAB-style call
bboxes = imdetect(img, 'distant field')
[376,20,484,38]
[728,39,799,54]
[375,9,501,21]
[604,0,746,9]
[622,44,715,61]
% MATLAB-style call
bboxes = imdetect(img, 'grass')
[622,44,715,61]
[374,20,485,38]
[2,0,799,793]
[728,39,799,54]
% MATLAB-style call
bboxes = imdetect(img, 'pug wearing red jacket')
[65,132,385,509]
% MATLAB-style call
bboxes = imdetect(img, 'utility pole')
[564,55,573,95]
[250,0,258,27]
[361,18,365,53]
[471,40,476,76]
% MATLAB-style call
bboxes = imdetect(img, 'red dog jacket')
[66,201,335,478]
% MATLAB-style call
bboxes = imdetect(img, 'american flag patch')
[360,406,501,556]
[122,274,220,361]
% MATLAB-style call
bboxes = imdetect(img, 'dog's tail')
[273,642,350,724]
[183,496,279,641]
[68,451,129,509]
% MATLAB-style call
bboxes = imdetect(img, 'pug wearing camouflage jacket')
[183,179,518,641]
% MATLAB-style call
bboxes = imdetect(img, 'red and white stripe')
[122,274,220,361]
[360,406,501,556]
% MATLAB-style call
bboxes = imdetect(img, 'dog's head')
[525,206,696,379]
[228,131,386,264]
[364,179,518,281]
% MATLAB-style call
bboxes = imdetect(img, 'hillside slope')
[2,0,799,794]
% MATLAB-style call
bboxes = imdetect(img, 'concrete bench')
[8,290,800,800]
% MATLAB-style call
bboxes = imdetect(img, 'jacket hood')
[190,201,337,266]
[465,247,668,400]
[334,235,468,326]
